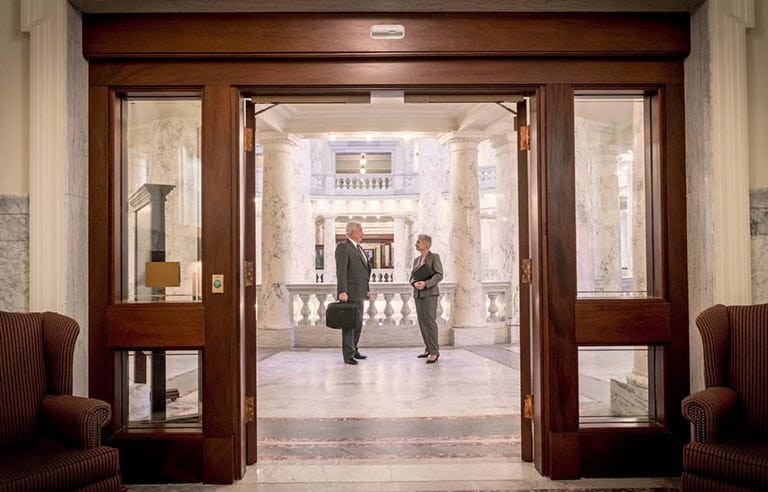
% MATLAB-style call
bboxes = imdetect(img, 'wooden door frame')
[85,11,690,484]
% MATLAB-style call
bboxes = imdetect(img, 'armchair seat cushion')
[684,440,768,488]
[0,439,119,492]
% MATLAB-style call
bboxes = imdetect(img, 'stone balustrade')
[255,281,511,328]
[310,172,419,195]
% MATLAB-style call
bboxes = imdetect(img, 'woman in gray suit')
[411,234,444,364]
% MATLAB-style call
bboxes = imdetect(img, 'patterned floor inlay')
[257,414,521,460]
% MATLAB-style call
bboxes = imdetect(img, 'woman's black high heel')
[417,352,429,358]
[426,354,440,364]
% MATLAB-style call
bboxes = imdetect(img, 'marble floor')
[129,345,678,490]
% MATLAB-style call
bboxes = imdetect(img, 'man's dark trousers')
[342,299,364,361]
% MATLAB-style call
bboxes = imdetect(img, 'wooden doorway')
[85,12,689,484]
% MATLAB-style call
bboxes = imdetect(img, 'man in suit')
[335,221,371,365]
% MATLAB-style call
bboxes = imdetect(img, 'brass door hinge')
[523,394,534,419]
[521,258,532,285]
[519,125,530,151]
[245,396,255,423]
[244,127,254,152]
[244,261,255,287]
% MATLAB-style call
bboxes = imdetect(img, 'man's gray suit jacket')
[411,252,444,298]
[335,239,371,301]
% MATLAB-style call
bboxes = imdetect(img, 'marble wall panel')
[415,138,451,278]
[67,5,89,395]
[0,194,29,312]
[752,188,768,303]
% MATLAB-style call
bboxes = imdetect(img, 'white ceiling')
[68,0,702,13]
[254,101,518,137]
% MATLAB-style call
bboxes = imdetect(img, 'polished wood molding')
[578,426,681,477]
[82,13,689,60]
[548,431,580,479]
[575,299,671,345]
[106,304,205,348]
[89,59,684,88]
[113,431,204,483]
[203,436,235,484]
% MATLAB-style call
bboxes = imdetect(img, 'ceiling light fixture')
[365,132,373,142]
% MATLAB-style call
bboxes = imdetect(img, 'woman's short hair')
[417,234,432,248]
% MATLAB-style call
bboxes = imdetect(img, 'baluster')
[317,293,329,325]
[399,292,412,325]
[378,273,383,282]
[366,294,379,326]
[488,292,499,321]
[437,293,445,324]
[299,294,312,326]
[383,293,395,324]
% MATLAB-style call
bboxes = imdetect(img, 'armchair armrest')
[40,395,112,450]
[682,386,738,443]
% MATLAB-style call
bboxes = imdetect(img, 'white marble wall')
[574,111,646,297]
[443,134,486,330]
[66,4,89,395]
[126,114,202,301]
[491,135,519,324]
[292,139,315,283]
[415,138,451,277]
[751,188,768,303]
[685,2,717,394]
[0,194,29,312]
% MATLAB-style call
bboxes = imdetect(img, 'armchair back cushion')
[727,303,768,434]
[0,312,47,447]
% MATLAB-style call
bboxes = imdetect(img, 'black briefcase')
[326,301,360,330]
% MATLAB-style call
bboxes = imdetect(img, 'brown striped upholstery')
[0,311,121,492]
[681,303,768,491]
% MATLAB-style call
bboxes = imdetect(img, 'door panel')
[516,99,533,463]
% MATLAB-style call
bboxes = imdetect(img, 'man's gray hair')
[417,234,432,248]
[346,221,362,235]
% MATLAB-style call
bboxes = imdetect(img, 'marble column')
[491,134,520,325]
[440,133,488,342]
[322,214,337,283]
[257,133,300,345]
[393,216,408,282]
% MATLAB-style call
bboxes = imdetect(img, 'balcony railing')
[257,168,498,196]
[311,173,419,196]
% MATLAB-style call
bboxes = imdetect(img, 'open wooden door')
[516,99,533,463]
[243,98,258,465]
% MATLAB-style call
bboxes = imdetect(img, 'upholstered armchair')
[681,303,768,491]
[0,312,121,491]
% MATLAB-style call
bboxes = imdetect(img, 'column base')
[609,378,649,416]
[257,327,295,348]
[451,326,497,346]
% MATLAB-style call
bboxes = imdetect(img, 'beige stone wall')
[0,0,28,194]
[748,0,768,189]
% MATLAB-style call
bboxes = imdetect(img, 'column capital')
[437,132,486,148]
[256,132,301,148]
[489,133,517,155]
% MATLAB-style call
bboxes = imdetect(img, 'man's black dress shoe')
[354,353,367,360]
[344,359,358,365]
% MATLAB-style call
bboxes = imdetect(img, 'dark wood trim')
[201,85,241,484]
[516,99,533,463]
[112,431,204,483]
[528,87,546,475]
[575,300,671,345]
[89,59,684,88]
[660,83,689,437]
[89,86,119,430]
[578,426,681,477]
[542,84,579,479]
[106,305,205,348]
[82,13,689,60]
[243,99,258,466]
